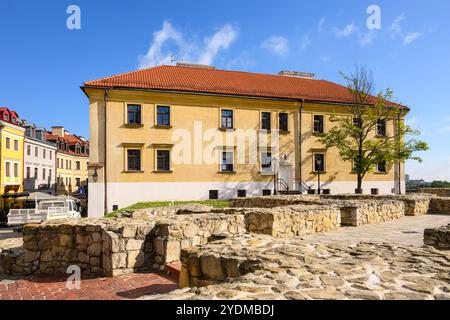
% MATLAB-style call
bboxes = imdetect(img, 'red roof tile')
[84,65,406,108]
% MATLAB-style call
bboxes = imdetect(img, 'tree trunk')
[356,174,363,194]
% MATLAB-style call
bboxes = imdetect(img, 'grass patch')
[106,200,230,218]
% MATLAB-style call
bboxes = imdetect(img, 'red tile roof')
[84,65,407,108]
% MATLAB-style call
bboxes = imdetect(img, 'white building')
[23,122,57,195]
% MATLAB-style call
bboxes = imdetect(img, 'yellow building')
[45,127,89,196]
[82,64,407,217]
[0,107,25,214]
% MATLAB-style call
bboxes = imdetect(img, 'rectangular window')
[156,106,171,126]
[34,168,38,179]
[377,119,386,137]
[49,169,52,180]
[313,115,324,133]
[50,151,52,160]
[61,159,64,169]
[27,145,31,156]
[209,190,219,200]
[26,167,30,179]
[237,190,247,198]
[35,147,38,157]
[43,149,46,159]
[377,161,387,173]
[261,112,271,131]
[221,110,233,129]
[353,117,362,128]
[6,137,10,149]
[42,168,46,180]
[76,178,81,187]
[127,149,141,171]
[14,140,18,151]
[127,104,142,125]
[5,162,10,177]
[279,113,288,132]
[261,152,273,173]
[69,161,72,170]
[221,151,234,172]
[313,153,325,173]
[262,189,272,196]
[76,161,81,170]
[157,150,171,171]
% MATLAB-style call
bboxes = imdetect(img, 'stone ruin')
[1,193,449,300]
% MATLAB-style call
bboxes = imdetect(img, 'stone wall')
[0,220,110,276]
[323,194,432,216]
[230,195,320,208]
[338,200,404,227]
[0,212,247,277]
[419,188,450,197]
[429,198,450,214]
[424,224,450,250]
[244,205,341,237]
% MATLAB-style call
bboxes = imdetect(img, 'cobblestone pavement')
[302,214,450,246]
[0,272,178,300]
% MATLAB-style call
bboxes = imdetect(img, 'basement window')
[237,190,247,198]
[262,189,272,196]
[209,190,219,200]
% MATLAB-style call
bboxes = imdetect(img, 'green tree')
[318,67,429,194]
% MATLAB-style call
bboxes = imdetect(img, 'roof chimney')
[176,62,216,70]
[278,70,315,79]
[51,126,65,138]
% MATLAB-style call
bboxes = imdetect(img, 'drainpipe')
[299,99,304,193]
[397,111,402,195]
[103,89,109,215]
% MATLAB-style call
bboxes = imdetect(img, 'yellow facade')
[56,152,89,195]
[85,87,405,216]
[0,121,25,210]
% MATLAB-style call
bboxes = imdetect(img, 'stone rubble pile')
[145,234,450,300]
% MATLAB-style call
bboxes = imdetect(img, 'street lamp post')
[316,158,322,195]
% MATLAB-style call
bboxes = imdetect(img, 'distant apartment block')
[22,121,57,195]
[45,126,89,196]
[0,107,25,211]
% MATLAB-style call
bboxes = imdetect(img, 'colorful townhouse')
[45,126,89,196]
[82,63,407,217]
[22,121,57,195]
[0,107,26,213]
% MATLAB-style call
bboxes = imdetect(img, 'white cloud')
[198,24,238,65]
[390,14,406,35]
[138,21,238,68]
[359,31,377,47]
[261,35,289,57]
[300,35,311,50]
[322,56,330,62]
[226,50,255,70]
[403,32,423,45]
[138,21,186,68]
[318,17,326,32]
[334,24,358,37]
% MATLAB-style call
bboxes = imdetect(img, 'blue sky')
[0,0,449,180]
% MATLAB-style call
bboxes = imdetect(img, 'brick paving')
[0,272,178,300]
